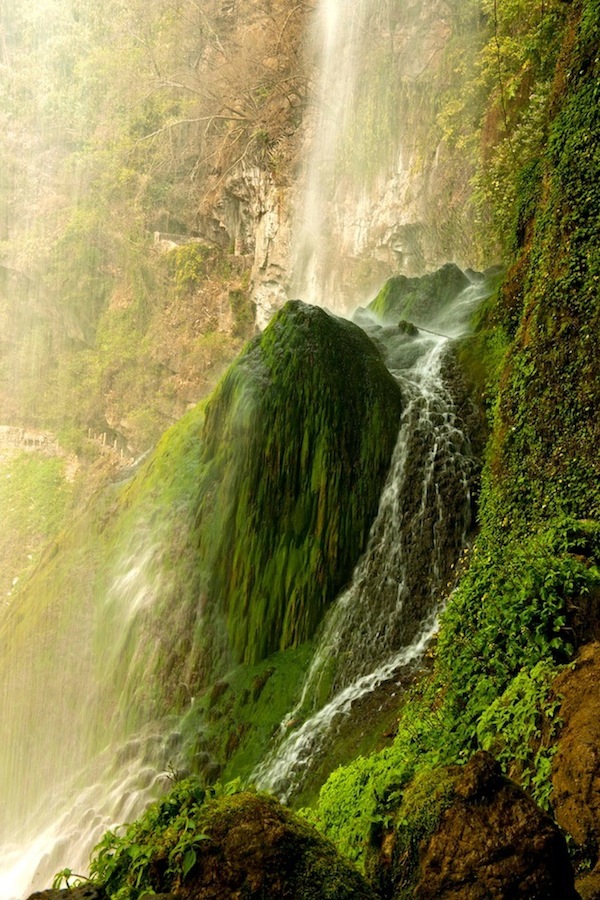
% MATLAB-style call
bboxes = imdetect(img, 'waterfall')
[0,2,486,894]
[291,0,374,305]
[291,0,459,310]
[252,281,484,800]
[0,524,188,899]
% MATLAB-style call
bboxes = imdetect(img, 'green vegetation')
[86,777,239,899]
[3,0,600,894]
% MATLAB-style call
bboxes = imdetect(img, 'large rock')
[369,752,578,899]
[26,888,108,900]
[415,752,578,899]
[195,299,403,665]
[367,263,470,327]
[552,642,600,896]
[168,792,377,900]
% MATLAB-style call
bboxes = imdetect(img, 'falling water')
[0,0,488,892]
[0,522,188,899]
[253,280,486,799]
[291,0,460,309]
[291,0,375,304]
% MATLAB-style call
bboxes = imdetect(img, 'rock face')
[413,753,578,899]
[552,642,600,897]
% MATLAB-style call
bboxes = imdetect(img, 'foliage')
[313,519,600,867]
[86,777,245,899]
[476,660,563,809]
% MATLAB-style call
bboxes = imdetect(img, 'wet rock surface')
[415,752,578,899]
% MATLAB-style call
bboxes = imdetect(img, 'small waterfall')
[253,291,479,799]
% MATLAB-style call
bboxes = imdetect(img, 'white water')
[291,0,376,305]
[0,730,177,900]
[0,524,185,899]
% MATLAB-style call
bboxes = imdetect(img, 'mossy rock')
[368,263,470,326]
[171,792,378,899]
[195,299,403,665]
[397,319,419,335]
[366,753,577,900]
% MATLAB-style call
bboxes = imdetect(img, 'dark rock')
[26,887,108,900]
[140,895,177,900]
[552,642,600,875]
[397,318,419,335]
[173,791,377,899]
[415,752,578,899]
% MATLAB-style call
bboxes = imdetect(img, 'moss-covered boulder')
[195,299,402,665]
[368,263,470,326]
[173,792,378,900]
[367,752,578,900]
[88,784,377,900]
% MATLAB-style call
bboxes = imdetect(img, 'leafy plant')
[88,777,248,899]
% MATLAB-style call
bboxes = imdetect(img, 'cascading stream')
[253,304,478,800]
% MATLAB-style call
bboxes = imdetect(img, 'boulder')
[172,792,377,899]
[368,263,470,326]
[26,887,108,900]
[195,299,403,665]
[552,642,600,889]
[414,752,578,899]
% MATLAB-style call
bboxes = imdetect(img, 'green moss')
[487,0,600,529]
[87,781,376,899]
[194,300,402,665]
[180,643,314,784]
[368,264,470,325]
